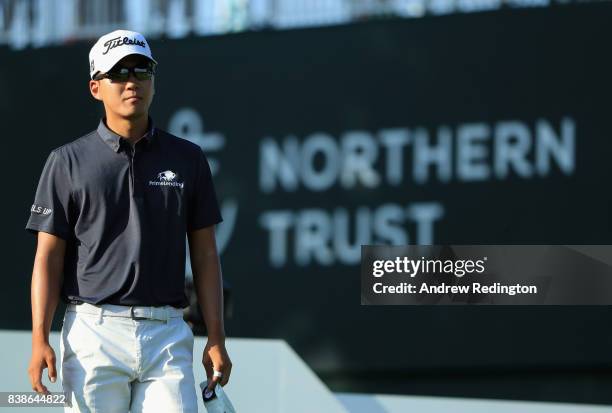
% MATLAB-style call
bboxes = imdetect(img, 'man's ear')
[89,80,103,101]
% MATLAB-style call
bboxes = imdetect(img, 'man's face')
[89,54,155,120]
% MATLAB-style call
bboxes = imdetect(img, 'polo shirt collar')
[97,117,156,153]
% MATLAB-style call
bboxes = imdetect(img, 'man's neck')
[105,114,149,145]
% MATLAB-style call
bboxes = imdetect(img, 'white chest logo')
[149,170,184,188]
[158,170,177,181]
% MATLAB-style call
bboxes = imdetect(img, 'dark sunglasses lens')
[107,69,130,81]
[134,68,153,80]
[103,66,154,81]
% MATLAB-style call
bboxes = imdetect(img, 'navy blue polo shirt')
[26,119,223,308]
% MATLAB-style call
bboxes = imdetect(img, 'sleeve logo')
[31,204,52,215]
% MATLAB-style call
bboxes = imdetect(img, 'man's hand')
[203,340,232,392]
[29,231,65,395]
[28,341,57,394]
[189,226,232,392]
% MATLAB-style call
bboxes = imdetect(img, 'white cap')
[89,29,157,79]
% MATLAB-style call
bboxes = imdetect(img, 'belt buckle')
[130,306,148,320]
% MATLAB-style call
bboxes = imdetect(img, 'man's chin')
[120,110,148,121]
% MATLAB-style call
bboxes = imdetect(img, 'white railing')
[0,0,603,49]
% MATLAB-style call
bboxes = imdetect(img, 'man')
[26,29,232,412]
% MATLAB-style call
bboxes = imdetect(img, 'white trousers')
[59,303,198,413]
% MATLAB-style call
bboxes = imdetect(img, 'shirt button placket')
[133,145,143,198]
[126,144,135,198]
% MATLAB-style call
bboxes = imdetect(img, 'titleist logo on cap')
[102,36,146,55]
[89,30,156,79]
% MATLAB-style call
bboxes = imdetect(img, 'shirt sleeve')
[25,150,73,240]
[187,150,223,231]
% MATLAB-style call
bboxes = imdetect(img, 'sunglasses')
[95,64,156,82]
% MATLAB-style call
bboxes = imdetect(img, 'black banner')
[4,4,612,384]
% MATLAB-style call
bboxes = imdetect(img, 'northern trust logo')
[149,170,184,188]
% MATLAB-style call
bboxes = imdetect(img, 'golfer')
[26,29,231,412]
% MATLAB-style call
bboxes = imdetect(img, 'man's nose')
[125,76,139,88]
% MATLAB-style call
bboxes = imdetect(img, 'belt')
[67,302,184,322]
